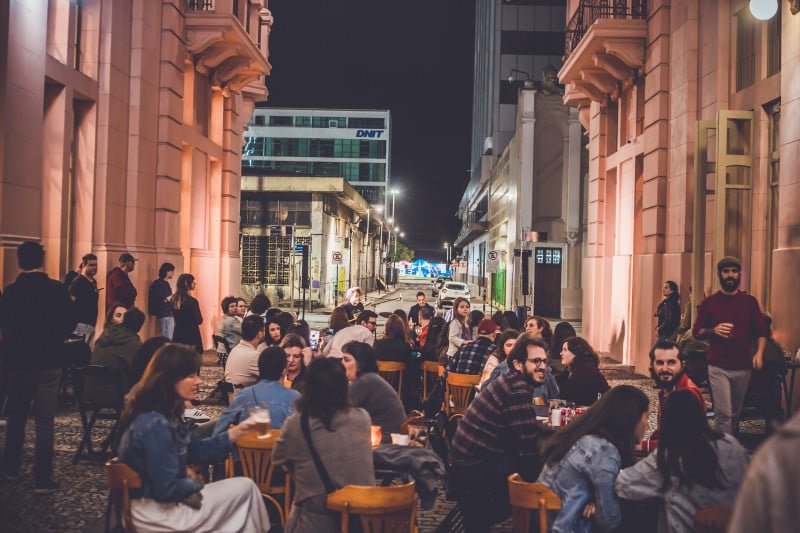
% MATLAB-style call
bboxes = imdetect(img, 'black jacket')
[655,295,681,339]
[0,272,76,371]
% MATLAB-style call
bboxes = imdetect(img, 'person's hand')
[713,322,734,338]
[582,502,596,519]
[229,417,259,442]
[753,352,764,370]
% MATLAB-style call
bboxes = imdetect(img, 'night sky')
[264,0,476,261]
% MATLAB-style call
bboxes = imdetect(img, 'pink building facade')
[559,0,800,381]
[0,0,273,345]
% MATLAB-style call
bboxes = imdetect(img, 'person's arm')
[751,301,768,370]
[213,396,244,436]
[192,298,203,326]
[586,448,622,531]
[271,416,295,470]
[692,299,711,339]
[480,356,498,387]
[664,300,680,337]
[614,453,664,501]
[449,321,465,350]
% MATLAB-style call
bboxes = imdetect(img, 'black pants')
[449,456,537,533]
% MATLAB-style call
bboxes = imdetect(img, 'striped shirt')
[451,370,551,462]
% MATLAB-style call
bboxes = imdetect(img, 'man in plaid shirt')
[447,318,498,375]
[450,334,553,532]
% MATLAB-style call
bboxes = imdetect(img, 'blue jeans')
[158,316,175,340]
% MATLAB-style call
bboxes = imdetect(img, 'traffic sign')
[488,250,499,261]
[487,249,500,273]
[294,243,307,253]
[332,251,343,264]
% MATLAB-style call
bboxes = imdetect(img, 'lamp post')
[444,242,451,263]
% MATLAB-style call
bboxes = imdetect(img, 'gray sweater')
[349,372,407,437]
[272,408,375,533]
[615,433,748,533]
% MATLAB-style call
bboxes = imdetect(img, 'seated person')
[86,307,146,405]
[420,316,446,362]
[321,309,374,358]
[117,344,269,532]
[214,346,300,435]
[272,358,375,531]
[281,333,308,393]
[129,336,170,387]
[642,339,704,451]
[538,386,650,533]
[374,314,418,409]
[447,319,498,375]
[224,315,266,387]
[556,337,610,406]
[616,390,749,533]
[215,296,241,350]
[341,341,406,439]
[479,329,519,389]
[486,333,560,401]
[449,336,554,532]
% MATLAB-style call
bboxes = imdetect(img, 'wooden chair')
[507,474,561,533]
[400,410,425,435]
[235,430,293,526]
[327,480,417,533]
[377,361,405,396]
[693,505,732,533]
[105,459,142,533]
[422,361,441,400]
[445,372,481,416]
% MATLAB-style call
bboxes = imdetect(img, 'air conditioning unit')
[483,136,493,155]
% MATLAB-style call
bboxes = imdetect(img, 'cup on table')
[532,396,545,407]
[248,405,271,438]
[370,425,382,447]
[550,408,562,427]
[391,433,410,446]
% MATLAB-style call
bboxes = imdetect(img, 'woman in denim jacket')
[117,344,270,532]
[616,390,748,533]
[538,385,650,532]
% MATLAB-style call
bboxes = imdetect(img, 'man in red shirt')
[641,339,704,451]
[693,256,768,433]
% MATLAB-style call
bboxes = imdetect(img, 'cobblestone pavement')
[0,359,763,532]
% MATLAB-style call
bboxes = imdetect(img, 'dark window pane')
[501,31,564,55]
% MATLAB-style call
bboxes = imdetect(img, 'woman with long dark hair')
[557,337,610,406]
[281,334,308,393]
[538,385,650,532]
[548,321,577,371]
[421,316,447,362]
[446,297,472,359]
[341,341,406,439]
[655,280,681,340]
[500,310,521,331]
[616,390,748,533]
[374,313,417,409]
[525,316,553,348]
[117,344,269,531]
[272,358,375,532]
[170,274,203,353]
[479,329,519,389]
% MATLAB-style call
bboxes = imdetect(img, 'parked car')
[437,281,470,308]
[431,276,453,297]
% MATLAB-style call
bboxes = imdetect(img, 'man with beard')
[693,256,768,434]
[641,339,704,451]
[449,334,553,532]
[408,291,434,326]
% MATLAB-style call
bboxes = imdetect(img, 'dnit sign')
[332,251,343,264]
[355,129,384,138]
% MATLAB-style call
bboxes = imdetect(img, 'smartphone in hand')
[309,329,321,351]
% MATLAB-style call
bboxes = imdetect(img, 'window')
[269,116,293,126]
[500,31,564,55]
[295,116,311,127]
[767,8,781,77]
[194,72,211,137]
[348,117,386,129]
[254,115,265,126]
[240,235,311,286]
[765,102,780,309]
[735,10,755,91]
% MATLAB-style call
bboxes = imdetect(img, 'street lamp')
[443,242,451,263]
[749,0,778,19]
[393,227,400,257]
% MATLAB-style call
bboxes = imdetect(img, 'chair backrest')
[105,459,143,533]
[507,474,561,533]
[377,360,405,395]
[693,505,732,533]
[77,364,126,409]
[212,334,231,354]
[445,372,481,416]
[235,429,292,525]
[422,361,440,400]
[327,481,417,533]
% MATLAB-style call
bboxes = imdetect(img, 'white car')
[437,281,470,308]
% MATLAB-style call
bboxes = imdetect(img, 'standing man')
[693,256,768,434]
[69,253,100,344]
[147,262,174,339]
[339,286,364,323]
[106,252,138,309]
[408,291,434,326]
[0,242,76,492]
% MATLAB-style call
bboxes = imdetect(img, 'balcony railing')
[186,0,214,11]
[565,0,647,55]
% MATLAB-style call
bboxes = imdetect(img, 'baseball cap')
[477,319,499,335]
[119,252,138,263]
[717,256,741,272]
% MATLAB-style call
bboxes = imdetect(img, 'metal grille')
[565,0,648,55]
[241,235,311,286]
[186,0,214,10]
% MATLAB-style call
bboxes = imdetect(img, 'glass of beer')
[249,405,271,438]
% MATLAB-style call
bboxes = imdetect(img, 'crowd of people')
[0,242,796,533]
